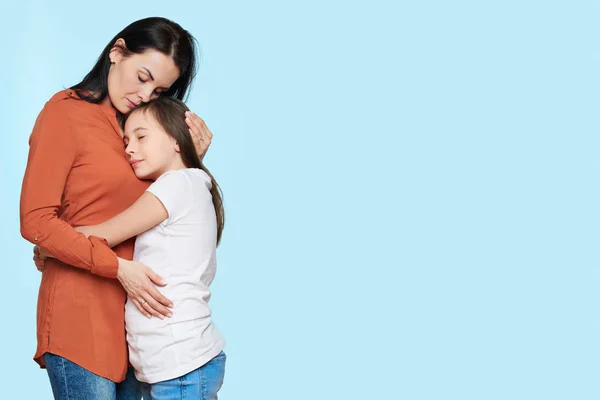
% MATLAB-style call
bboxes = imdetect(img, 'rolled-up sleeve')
[20,101,118,279]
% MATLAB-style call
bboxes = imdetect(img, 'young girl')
[75,97,226,400]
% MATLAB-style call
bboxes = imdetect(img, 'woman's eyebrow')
[141,67,170,91]
[142,67,155,81]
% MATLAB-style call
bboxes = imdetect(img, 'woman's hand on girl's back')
[185,111,213,160]
[117,257,174,319]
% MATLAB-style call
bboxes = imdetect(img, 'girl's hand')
[117,257,174,319]
[33,245,51,272]
[185,111,213,160]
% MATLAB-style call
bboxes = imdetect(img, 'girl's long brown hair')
[121,98,225,245]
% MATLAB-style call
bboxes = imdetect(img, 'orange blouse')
[20,89,150,382]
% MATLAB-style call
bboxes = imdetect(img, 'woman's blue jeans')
[44,353,142,400]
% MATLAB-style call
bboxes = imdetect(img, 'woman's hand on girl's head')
[185,111,213,160]
[116,257,174,319]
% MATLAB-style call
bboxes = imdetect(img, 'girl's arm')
[76,192,168,247]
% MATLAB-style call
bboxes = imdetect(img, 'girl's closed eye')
[138,75,148,83]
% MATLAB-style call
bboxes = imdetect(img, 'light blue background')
[1,1,598,399]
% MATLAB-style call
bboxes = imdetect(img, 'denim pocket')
[199,351,226,398]
[206,350,226,366]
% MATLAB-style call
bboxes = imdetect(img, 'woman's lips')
[126,98,137,108]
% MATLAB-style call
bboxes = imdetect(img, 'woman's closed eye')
[138,75,148,83]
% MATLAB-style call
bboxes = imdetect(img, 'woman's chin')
[117,104,133,114]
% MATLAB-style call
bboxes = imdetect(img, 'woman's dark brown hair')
[72,17,198,104]
[121,97,225,245]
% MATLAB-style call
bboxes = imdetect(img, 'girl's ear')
[172,136,181,153]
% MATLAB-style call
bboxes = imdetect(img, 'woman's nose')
[138,87,153,103]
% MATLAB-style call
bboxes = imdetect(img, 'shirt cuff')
[89,236,119,279]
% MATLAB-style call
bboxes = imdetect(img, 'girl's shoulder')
[158,168,210,185]
[147,169,211,222]
[152,169,211,196]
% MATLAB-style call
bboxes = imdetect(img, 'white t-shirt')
[125,168,225,384]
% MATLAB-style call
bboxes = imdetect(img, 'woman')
[20,17,213,400]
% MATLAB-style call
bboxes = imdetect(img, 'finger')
[140,296,164,319]
[141,293,171,319]
[147,285,174,310]
[185,111,205,130]
[33,255,44,264]
[188,122,206,143]
[202,128,213,142]
[146,268,167,287]
[189,129,209,154]
[187,113,212,141]
[185,114,201,136]
[190,130,206,158]
[143,269,173,310]
[38,249,49,261]
[204,124,213,140]
[131,298,152,319]
[189,128,201,145]
[192,113,213,139]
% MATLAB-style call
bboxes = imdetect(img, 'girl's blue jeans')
[141,351,226,400]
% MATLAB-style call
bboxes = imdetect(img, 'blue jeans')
[140,351,226,400]
[44,353,142,400]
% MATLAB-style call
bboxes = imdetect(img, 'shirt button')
[34,237,38,241]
